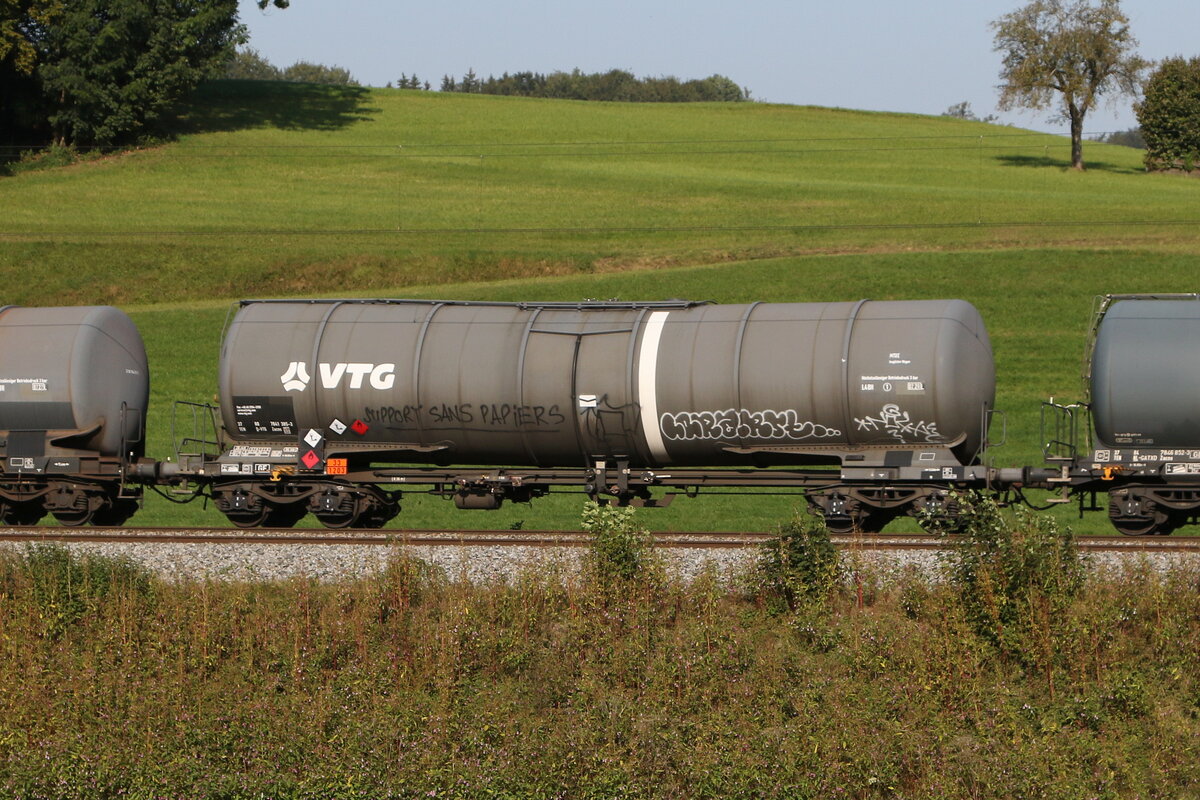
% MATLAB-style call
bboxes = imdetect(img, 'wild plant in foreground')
[943,494,1087,696]
[755,512,841,614]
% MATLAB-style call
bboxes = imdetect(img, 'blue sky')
[238,0,1198,134]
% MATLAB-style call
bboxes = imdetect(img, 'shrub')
[2,142,80,176]
[756,513,841,613]
[370,552,443,623]
[1137,56,1200,172]
[18,545,155,638]
[580,503,659,588]
[944,495,1087,688]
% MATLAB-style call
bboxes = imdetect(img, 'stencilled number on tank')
[659,409,841,442]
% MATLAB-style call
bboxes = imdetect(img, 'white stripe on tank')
[638,311,670,464]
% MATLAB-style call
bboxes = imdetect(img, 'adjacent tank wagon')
[1062,294,1200,534]
[0,305,148,525]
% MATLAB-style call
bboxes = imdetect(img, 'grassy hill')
[3,80,1200,531]
[4,80,1194,307]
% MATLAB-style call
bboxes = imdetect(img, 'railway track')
[1,527,1198,553]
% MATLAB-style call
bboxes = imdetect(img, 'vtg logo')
[280,362,397,392]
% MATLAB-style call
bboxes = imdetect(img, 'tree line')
[435,68,751,103]
[224,48,358,86]
[4,0,1196,174]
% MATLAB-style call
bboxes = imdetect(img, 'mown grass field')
[3,80,1199,532]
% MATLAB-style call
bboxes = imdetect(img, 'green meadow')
[3,80,1199,531]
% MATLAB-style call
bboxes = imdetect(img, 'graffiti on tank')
[660,409,841,442]
[361,402,566,433]
[580,394,639,445]
[854,403,943,443]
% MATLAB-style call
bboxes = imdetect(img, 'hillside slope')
[1,80,1189,308]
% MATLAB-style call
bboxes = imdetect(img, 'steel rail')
[0,528,1198,553]
[0,527,769,549]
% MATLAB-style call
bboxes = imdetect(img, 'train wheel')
[1165,511,1191,535]
[90,498,140,527]
[52,510,93,526]
[310,489,364,528]
[357,498,400,529]
[224,508,270,528]
[49,489,104,527]
[310,488,398,529]
[1108,490,1171,536]
[0,501,46,526]
[214,488,272,528]
[313,501,362,528]
[911,491,964,534]
[1108,514,1161,536]
[820,509,870,534]
[807,493,892,534]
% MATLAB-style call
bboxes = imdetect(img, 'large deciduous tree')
[992,0,1147,170]
[0,0,59,75]
[1,0,287,148]
[0,0,61,141]
[1136,56,1200,172]
[38,0,247,145]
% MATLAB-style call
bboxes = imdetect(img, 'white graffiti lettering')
[659,409,841,442]
[854,403,943,443]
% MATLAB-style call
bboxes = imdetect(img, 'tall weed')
[13,545,154,638]
[580,504,661,590]
[755,513,841,614]
[944,495,1087,691]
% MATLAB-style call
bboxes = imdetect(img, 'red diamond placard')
[301,449,321,470]
[351,419,369,435]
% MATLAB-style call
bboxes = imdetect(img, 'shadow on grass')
[1,80,380,176]
[171,79,380,135]
[993,153,1142,175]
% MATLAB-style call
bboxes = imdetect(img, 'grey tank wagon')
[1044,294,1200,535]
[181,297,1003,530]
[0,305,149,526]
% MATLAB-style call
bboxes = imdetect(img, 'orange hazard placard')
[325,458,348,475]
